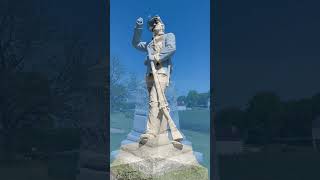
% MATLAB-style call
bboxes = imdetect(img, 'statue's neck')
[153,31,164,37]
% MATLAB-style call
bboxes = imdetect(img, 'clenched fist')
[136,17,143,27]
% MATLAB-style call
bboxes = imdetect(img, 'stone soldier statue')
[132,15,183,147]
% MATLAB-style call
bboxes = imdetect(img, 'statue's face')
[152,21,164,35]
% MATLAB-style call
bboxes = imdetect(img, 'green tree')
[245,91,283,145]
[127,72,139,95]
[198,92,210,107]
[0,72,51,159]
[312,93,320,118]
[0,6,52,159]
[281,98,313,138]
[216,107,245,137]
[110,56,128,111]
[177,96,186,106]
[186,90,199,107]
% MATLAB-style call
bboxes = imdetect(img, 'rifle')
[150,60,183,141]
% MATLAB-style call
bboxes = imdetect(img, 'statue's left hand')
[148,54,154,61]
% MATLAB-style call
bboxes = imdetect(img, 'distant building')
[177,100,185,106]
[177,105,187,111]
[177,99,187,111]
[312,116,320,151]
[216,126,243,155]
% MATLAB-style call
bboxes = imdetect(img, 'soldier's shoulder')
[165,32,175,36]
[165,32,175,39]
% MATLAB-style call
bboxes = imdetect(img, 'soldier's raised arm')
[132,17,148,52]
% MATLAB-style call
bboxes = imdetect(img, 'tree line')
[110,56,139,112]
[177,91,210,108]
[0,1,103,160]
[216,91,320,145]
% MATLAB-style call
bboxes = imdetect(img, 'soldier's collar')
[152,34,164,39]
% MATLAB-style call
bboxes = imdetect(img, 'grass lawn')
[181,129,210,175]
[110,112,133,132]
[179,110,210,132]
[179,110,211,174]
[110,112,133,152]
[0,160,57,180]
[219,152,320,180]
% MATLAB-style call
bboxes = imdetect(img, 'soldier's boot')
[139,133,156,145]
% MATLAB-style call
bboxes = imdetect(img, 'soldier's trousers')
[145,73,169,137]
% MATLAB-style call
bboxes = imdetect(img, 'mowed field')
[0,160,58,180]
[178,110,211,171]
[110,112,132,152]
[219,152,320,180]
[179,109,210,133]
[181,129,210,172]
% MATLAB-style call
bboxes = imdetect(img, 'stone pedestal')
[111,82,204,163]
[110,142,208,180]
[110,82,207,179]
[111,108,204,162]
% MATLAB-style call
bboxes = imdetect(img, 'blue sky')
[110,0,210,96]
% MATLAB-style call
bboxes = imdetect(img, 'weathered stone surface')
[120,142,192,160]
[110,142,208,180]
[111,160,208,180]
